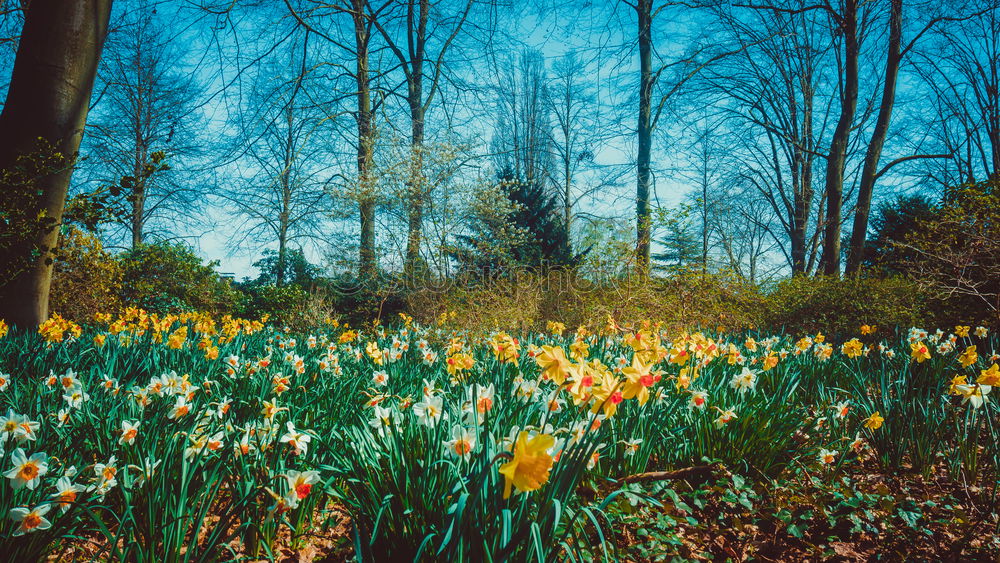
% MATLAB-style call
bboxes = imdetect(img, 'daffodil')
[51,476,85,513]
[279,422,312,455]
[499,431,555,499]
[910,341,931,363]
[5,449,48,490]
[689,390,708,410]
[120,420,140,446]
[978,364,1000,386]
[863,411,884,430]
[8,504,51,536]
[621,356,658,405]
[535,345,572,385]
[730,367,758,393]
[959,345,978,368]
[413,396,446,427]
[443,427,476,461]
[841,338,864,358]
[285,469,320,501]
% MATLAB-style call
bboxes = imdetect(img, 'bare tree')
[367,0,476,280]
[915,2,1000,186]
[698,2,836,274]
[547,51,602,250]
[81,2,206,248]
[222,29,338,286]
[490,49,555,189]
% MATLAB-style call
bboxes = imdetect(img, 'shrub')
[236,284,333,329]
[49,227,123,323]
[404,268,763,333]
[901,180,1000,325]
[761,275,930,336]
[118,242,240,314]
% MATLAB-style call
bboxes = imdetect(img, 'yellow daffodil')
[499,431,555,499]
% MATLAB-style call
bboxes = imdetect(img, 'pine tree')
[454,168,579,275]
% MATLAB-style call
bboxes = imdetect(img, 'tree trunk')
[354,0,377,281]
[820,0,859,276]
[0,0,113,328]
[846,0,902,276]
[635,0,653,275]
[403,0,428,281]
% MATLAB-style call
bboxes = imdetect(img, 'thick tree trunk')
[846,0,902,276]
[636,0,653,275]
[820,0,859,276]
[0,0,113,328]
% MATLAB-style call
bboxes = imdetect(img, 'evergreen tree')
[864,194,936,275]
[454,168,579,275]
[652,204,700,272]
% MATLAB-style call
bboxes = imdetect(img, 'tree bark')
[636,0,653,275]
[820,0,859,276]
[354,0,377,281]
[403,0,428,281]
[0,0,113,328]
[846,0,902,276]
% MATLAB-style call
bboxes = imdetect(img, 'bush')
[235,284,333,328]
[761,275,930,336]
[405,268,764,333]
[49,227,123,323]
[901,180,1000,325]
[118,242,240,314]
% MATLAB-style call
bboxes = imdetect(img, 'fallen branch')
[620,463,725,485]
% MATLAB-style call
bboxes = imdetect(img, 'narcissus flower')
[863,411,884,430]
[818,448,837,465]
[958,345,978,368]
[413,396,445,427]
[168,397,191,420]
[713,407,737,428]
[954,383,991,409]
[730,367,758,394]
[910,341,931,363]
[443,427,476,461]
[120,421,140,446]
[51,476,84,513]
[978,364,1000,386]
[5,449,48,490]
[285,469,320,500]
[8,504,51,536]
[841,339,864,358]
[535,346,572,385]
[688,390,708,410]
[621,356,659,405]
[499,431,555,499]
[280,422,312,455]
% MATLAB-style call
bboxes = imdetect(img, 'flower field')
[0,311,998,560]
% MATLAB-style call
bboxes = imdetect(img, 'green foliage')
[863,194,936,276]
[901,180,1000,324]
[251,248,323,288]
[117,242,239,314]
[762,275,929,337]
[0,139,72,288]
[452,168,578,275]
[49,227,123,322]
